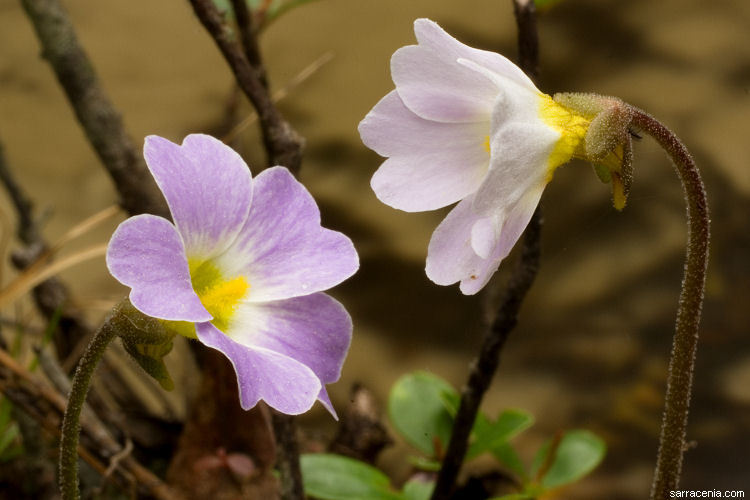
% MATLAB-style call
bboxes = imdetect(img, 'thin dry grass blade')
[223,51,334,143]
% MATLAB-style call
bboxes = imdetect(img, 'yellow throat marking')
[187,258,249,333]
[538,94,590,181]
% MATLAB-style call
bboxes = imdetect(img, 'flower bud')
[109,299,175,390]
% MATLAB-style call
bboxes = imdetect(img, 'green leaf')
[211,0,317,26]
[532,430,606,489]
[388,372,457,456]
[266,0,320,23]
[0,423,20,458]
[0,398,12,426]
[490,494,535,500]
[301,454,404,500]
[467,409,534,459]
[402,479,434,500]
[491,442,527,482]
[0,399,23,462]
[407,455,441,472]
[28,305,63,373]
[212,0,262,14]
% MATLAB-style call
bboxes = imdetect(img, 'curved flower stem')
[628,108,710,499]
[59,317,117,500]
[271,412,305,500]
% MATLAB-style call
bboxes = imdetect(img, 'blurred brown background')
[1,0,748,498]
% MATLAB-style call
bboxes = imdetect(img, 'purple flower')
[106,134,359,417]
[359,19,591,294]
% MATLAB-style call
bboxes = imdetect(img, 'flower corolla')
[359,18,594,294]
[106,134,359,417]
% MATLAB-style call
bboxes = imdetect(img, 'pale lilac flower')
[359,19,591,294]
[106,134,358,417]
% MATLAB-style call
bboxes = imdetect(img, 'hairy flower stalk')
[59,312,118,500]
[626,108,709,498]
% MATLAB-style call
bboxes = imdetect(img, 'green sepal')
[121,339,175,391]
[110,299,176,391]
[591,162,612,184]
[553,92,633,162]
[584,104,633,161]
[554,92,637,211]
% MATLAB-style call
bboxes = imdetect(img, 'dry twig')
[188,0,305,173]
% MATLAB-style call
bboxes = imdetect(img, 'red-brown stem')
[629,108,710,498]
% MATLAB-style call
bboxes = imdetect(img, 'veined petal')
[143,134,253,261]
[391,19,535,123]
[361,91,489,212]
[359,91,489,158]
[472,104,559,215]
[414,19,537,93]
[426,183,544,296]
[223,293,352,418]
[196,322,321,414]
[426,195,493,290]
[461,184,544,295]
[317,389,337,419]
[470,215,499,260]
[106,214,211,322]
[216,167,359,302]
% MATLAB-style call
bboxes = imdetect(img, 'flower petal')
[425,195,492,289]
[471,96,559,215]
[223,293,351,418]
[317,388,337,420]
[143,134,253,260]
[228,293,351,384]
[461,184,544,295]
[470,215,499,260]
[426,183,544,295]
[391,18,536,123]
[106,214,211,321]
[360,91,489,212]
[216,167,359,302]
[196,322,321,414]
[414,19,537,93]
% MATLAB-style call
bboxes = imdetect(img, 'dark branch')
[0,142,39,245]
[230,0,268,88]
[512,0,539,80]
[329,384,392,464]
[19,0,167,217]
[270,412,305,500]
[430,2,543,498]
[188,0,304,173]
